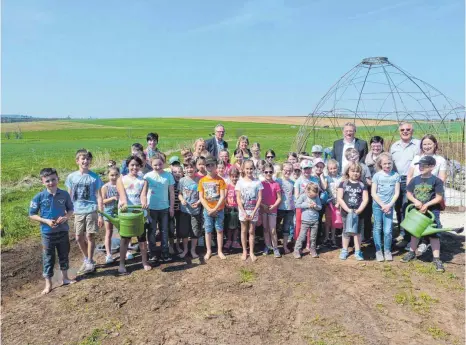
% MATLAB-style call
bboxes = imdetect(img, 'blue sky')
[2,0,464,118]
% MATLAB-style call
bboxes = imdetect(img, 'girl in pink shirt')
[260,163,282,257]
[224,167,242,250]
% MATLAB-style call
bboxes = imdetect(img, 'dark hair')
[229,166,240,176]
[265,149,276,158]
[370,136,384,145]
[131,143,144,152]
[75,149,93,160]
[264,162,274,172]
[183,158,197,168]
[287,152,298,159]
[126,155,143,167]
[40,168,58,178]
[135,151,147,160]
[420,134,438,154]
[196,156,206,164]
[300,151,309,156]
[233,148,244,156]
[107,166,120,175]
[146,133,159,142]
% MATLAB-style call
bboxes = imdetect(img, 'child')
[165,156,182,173]
[117,155,152,274]
[143,153,175,262]
[291,163,301,182]
[198,156,227,260]
[233,149,244,171]
[219,149,232,176]
[293,183,322,258]
[101,167,120,264]
[193,138,206,159]
[311,145,324,162]
[260,163,282,257]
[145,132,160,160]
[195,156,207,178]
[29,168,75,295]
[323,159,341,247]
[121,143,144,175]
[169,165,184,254]
[371,153,400,262]
[224,167,242,250]
[277,163,295,254]
[181,147,193,161]
[287,152,298,165]
[236,160,263,262]
[256,159,267,181]
[217,161,229,182]
[251,143,261,167]
[65,149,104,274]
[312,158,328,245]
[337,162,368,261]
[178,159,202,259]
[401,156,445,272]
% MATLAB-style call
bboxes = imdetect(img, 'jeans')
[372,203,393,252]
[203,209,225,233]
[42,231,70,278]
[395,176,410,241]
[149,208,169,255]
[294,220,318,252]
[277,209,294,236]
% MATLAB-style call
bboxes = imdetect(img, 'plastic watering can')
[420,224,454,237]
[400,204,435,238]
[98,205,145,238]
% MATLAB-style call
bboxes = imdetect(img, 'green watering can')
[400,204,453,237]
[98,205,145,238]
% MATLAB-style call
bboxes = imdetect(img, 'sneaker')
[310,248,319,258]
[433,258,445,272]
[85,261,96,273]
[232,241,242,249]
[395,234,404,242]
[354,250,364,261]
[293,251,301,259]
[224,240,232,249]
[105,255,114,264]
[262,246,270,256]
[331,241,338,248]
[395,239,408,249]
[375,251,385,262]
[161,252,171,262]
[339,249,349,260]
[77,261,89,274]
[404,243,411,251]
[126,252,134,260]
[149,255,158,263]
[401,250,416,263]
[198,236,205,247]
[417,243,431,255]
[323,239,331,247]
[384,251,393,261]
[273,248,281,258]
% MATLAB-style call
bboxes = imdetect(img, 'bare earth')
[1,222,464,345]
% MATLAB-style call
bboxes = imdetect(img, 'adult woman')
[365,136,384,177]
[232,135,252,162]
[193,138,206,159]
[407,134,447,184]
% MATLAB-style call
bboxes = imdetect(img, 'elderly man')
[331,122,368,173]
[205,124,228,158]
[390,122,420,247]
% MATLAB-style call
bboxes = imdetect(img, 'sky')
[2,0,465,118]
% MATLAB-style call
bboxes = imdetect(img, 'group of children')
[29,132,448,294]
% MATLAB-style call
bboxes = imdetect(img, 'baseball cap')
[313,158,325,166]
[300,160,313,169]
[311,145,323,153]
[205,156,218,166]
[168,156,181,165]
[415,156,436,166]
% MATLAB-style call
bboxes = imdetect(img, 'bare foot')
[143,264,152,271]
[250,254,257,262]
[241,253,248,261]
[218,252,226,260]
[191,251,199,259]
[61,279,76,286]
[179,251,188,259]
[303,247,310,254]
[204,251,212,260]
[118,267,128,275]
[284,247,291,254]
[41,286,52,295]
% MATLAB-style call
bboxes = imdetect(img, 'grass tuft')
[239,268,256,283]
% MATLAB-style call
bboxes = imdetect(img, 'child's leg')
[205,232,213,260]
[160,209,170,255]
[138,235,152,271]
[353,234,361,251]
[430,237,440,258]
[372,204,383,252]
[104,221,113,257]
[262,213,271,248]
[119,237,130,273]
[56,232,75,284]
[294,222,308,253]
[148,210,158,257]
[294,208,302,241]
[269,214,278,249]
[216,211,226,259]
[203,210,214,260]
[409,236,420,252]
[310,221,318,249]
[41,233,54,294]
[383,209,394,253]
[305,228,311,250]
[181,238,189,257]
[190,214,202,258]
[87,233,96,262]
[240,221,249,259]
[249,222,257,261]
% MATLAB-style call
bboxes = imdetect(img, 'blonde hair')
[375,152,393,171]
[344,147,359,160]
[181,147,192,157]
[344,162,362,180]
[306,183,319,193]
[240,159,254,177]
[236,135,249,149]
[193,138,205,151]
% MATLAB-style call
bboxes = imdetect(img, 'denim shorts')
[203,209,225,233]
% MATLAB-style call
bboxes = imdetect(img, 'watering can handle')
[126,205,142,209]
[405,203,435,220]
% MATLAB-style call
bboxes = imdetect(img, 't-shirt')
[103,182,119,213]
[294,175,320,196]
[410,154,447,178]
[226,184,238,208]
[178,176,201,215]
[407,175,444,211]
[235,178,264,211]
[277,178,295,210]
[326,174,342,205]
[261,180,281,206]
[338,180,367,216]
[343,162,371,183]
[29,188,74,234]
[372,171,401,205]
[121,175,145,206]
[173,179,181,211]
[198,175,227,210]
[65,170,103,214]
[144,170,175,210]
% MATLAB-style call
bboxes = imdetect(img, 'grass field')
[1,117,464,246]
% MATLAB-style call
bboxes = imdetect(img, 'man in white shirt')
[331,122,368,173]
[205,124,228,158]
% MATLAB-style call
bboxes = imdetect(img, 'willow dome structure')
[293,57,465,207]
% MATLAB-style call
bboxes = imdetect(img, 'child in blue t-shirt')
[371,153,400,262]
[29,168,75,295]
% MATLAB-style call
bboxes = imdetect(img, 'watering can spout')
[98,210,120,228]
[421,225,454,237]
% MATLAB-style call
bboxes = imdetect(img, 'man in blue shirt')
[29,168,75,295]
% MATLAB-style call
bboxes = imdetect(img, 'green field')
[1,117,463,247]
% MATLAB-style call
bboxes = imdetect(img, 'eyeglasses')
[266,156,274,159]
[264,171,273,174]
[216,130,225,133]
[400,128,412,132]
[294,169,301,173]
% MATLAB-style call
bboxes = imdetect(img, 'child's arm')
[388,182,401,209]
[313,197,322,211]
[56,195,74,225]
[101,185,117,205]
[355,189,368,215]
[235,190,245,213]
[169,185,175,217]
[320,174,328,190]
[212,188,226,213]
[29,195,56,228]
[29,214,56,228]
[407,190,423,209]
[178,188,187,206]
[270,189,282,211]
[420,193,443,214]
[294,184,300,199]
[96,185,104,228]
[295,195,308,209]
[337,187,352,213]
[406,166,414,186]
[371,182,385,208]
[199,191,211,212]
[141,180,148,209]
[116,177,128,209]
[252,190,262,217]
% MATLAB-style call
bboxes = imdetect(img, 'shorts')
[239,209,259,222]
[74,212,99,235]
[277,209,294,235]
[103,209,117,224]
[179,212,203,238]
[203,209,224,233]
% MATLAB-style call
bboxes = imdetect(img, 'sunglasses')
[264,171,273,174]
[266,156,274,159]
[294,169,301,173]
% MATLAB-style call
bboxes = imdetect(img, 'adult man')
[390,122,420,246]
[205,124,228,158]
[331,122,368,173]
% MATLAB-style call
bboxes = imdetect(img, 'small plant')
[239,268,256,283]
[375,303,385,312]
[426,325,449,340]
[394,292,408,305]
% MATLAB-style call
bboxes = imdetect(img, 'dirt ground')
[1,220,464,345]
